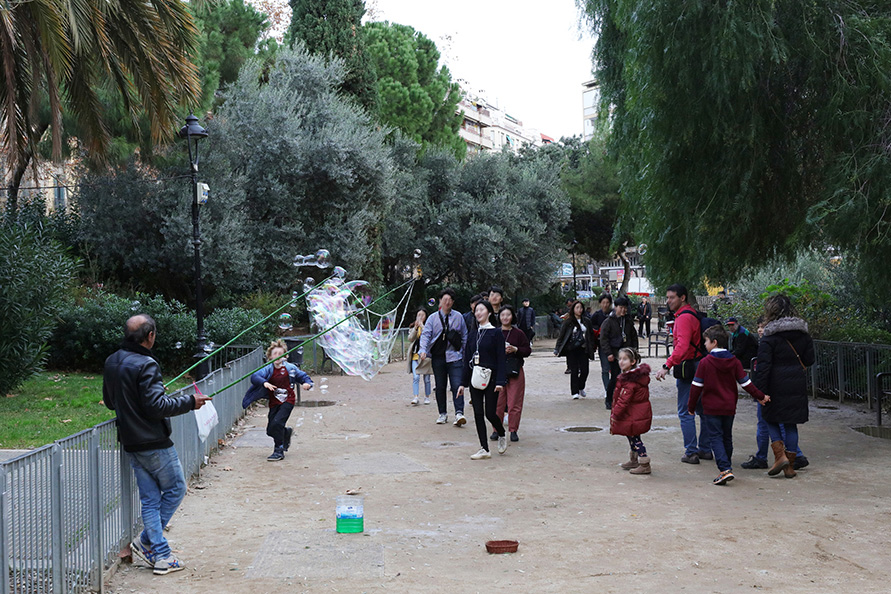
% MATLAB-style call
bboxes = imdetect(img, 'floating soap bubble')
[413,248,422,259]
[304,277,412,380]
[293,254,307,267]
[333,266,347,279]
[303,277,316,293]
[203,341,216,353]
[315,249,331,268]
[321,378,329,383]
[427,298,436,307]
[437,219,443,226]
[638,243,648,255]
[130,300,140,311]
[278,313,293,330]
[175,342,183,349]
[321,388,328,395]
[290,291,300,308]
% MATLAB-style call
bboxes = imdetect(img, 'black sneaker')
[490,431,499,441]
[283,427,293,452]
[741,455,768,469]
[564,369,572,374]
[267,448,284,462]
[510,431,519,442]
[793,455,809,470]
[698,450,714,461]
[681,453,700,464]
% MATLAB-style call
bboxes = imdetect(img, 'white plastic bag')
[193,383,219,442]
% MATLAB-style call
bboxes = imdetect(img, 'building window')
[54,186,66,211]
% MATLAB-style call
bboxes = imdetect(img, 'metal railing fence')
[810,340,891,407]
[0,346,263,594]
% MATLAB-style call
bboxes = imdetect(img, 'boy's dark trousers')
[267,402,294,448]
[702,414,735,472]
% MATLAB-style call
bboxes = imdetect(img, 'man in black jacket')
[637,297,652,338]
[599,296,639,409]
[517,298,536,343]
[727,317,759,370]
[103,314,210,575]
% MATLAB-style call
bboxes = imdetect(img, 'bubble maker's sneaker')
[411,396,419,405]
[130,537,155,567]
[153,555,185,575]
[424,397,430,405]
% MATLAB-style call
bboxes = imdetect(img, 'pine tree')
[286,0,378,112]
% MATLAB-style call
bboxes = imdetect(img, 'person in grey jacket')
[599,296,639,410]
[103,314,210,575]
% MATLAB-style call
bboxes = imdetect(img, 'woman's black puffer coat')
[752,317,815,425]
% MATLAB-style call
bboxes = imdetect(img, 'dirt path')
[107,339,891,593]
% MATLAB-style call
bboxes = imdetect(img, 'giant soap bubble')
[306,277,413,381]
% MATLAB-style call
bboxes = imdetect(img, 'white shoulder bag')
[470,329,493,389]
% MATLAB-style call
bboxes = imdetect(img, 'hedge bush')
[48,290,274,375]
[0,225,77,395]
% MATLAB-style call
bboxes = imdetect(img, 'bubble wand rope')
[164,273,335,388]
[205,277,417,398]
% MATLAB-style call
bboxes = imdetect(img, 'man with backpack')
[655,284,712,464]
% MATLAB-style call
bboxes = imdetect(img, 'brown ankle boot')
[768,441,789,476]
[621,451,639,470]
[783,451,797,478]
[629,456,651,474]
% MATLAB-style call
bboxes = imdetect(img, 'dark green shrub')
[0,225,78,395]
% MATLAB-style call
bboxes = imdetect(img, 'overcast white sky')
[368,0,596,140]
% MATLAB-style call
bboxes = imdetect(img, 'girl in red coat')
[610,348,653,474]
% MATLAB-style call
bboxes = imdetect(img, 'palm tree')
[0,0,201,215]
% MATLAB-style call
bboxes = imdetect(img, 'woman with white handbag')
[458,300,507,460]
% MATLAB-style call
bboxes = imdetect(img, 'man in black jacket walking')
[103,314,210,575]
[518,298,536,343]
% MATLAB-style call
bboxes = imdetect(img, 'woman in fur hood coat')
[752,295,815,477]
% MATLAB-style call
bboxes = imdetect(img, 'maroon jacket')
[688,349,766,416]
[610,364,652,436]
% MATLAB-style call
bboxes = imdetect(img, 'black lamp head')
[178,113,208,140]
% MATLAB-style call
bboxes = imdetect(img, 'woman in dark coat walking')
[752,294,815,478]
[554,300,590,400]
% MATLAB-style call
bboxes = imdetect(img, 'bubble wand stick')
[164,271,338,388]
[205,276,417,398]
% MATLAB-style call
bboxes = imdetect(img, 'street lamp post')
[179,114,209,380]
[571,239,578,293]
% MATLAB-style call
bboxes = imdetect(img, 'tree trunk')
[617,250,631,296]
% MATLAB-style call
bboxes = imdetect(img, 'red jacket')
[665,304,700,369]
[688,349,766,415]
[610,364,652,436]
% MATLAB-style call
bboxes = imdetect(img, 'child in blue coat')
[243,340,312,461]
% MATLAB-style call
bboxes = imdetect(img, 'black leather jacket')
[103,342,195,453]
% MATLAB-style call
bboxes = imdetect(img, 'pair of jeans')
[605,358,620,406]
[267,402,294,449]
[432,356,464,415]
[599,353,611,397]
[703,414,735,472]
[471,383,504,450]
[411,359,432,397]
[766,421,799,453]
[754,402,803,459]
[677,376,711,456]
[566,348,589,395]
[128,446,186,559]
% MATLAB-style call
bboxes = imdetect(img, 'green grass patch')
[0,372,189,449]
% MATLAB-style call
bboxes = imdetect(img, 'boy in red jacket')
[688,325,770,485]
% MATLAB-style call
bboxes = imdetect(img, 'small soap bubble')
[320,384,329,390]
[303,277,316,293]
[638,243,648,255]
[321,377,329,383]
[175,342,183,349]
[427,298,436,307]
[207,378,214,386]
[315,249,331,268]
[278,313,293,330]
[437,219,443,226]
[333,266,347,279]
[293,254,306,267]
[130,300,140,311]
[413,248,422,259]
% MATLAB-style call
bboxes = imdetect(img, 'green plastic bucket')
[335,495,364,533]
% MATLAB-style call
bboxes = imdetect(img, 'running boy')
[687,325,770,485]
[242,340,313,461]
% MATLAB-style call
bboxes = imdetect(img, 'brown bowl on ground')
[485,539,519,554]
